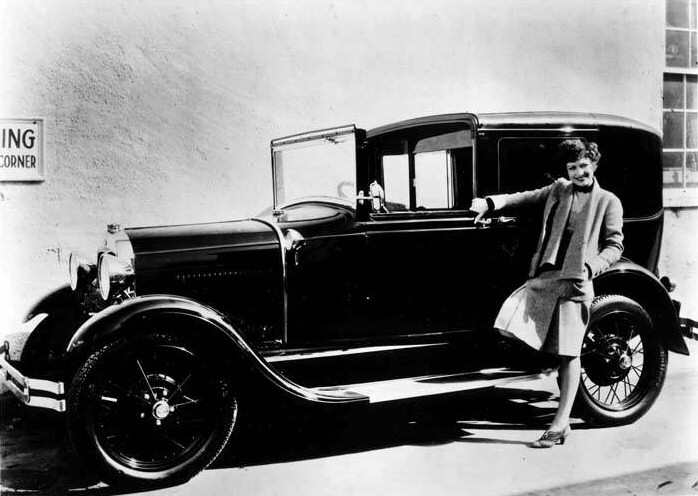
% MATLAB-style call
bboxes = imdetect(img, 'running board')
[311,368,550,404]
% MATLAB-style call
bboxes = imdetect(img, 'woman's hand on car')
[470,198,489,223]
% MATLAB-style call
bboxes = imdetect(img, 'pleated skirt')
[494,270,592,357]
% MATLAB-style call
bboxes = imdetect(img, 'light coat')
[491,178,624,355]
[490,177,624,283]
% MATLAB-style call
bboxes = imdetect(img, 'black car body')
[0,112,689,486]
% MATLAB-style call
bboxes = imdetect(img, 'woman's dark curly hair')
[558,139,601,165]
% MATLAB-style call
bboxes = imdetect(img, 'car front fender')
[66,294,368,405]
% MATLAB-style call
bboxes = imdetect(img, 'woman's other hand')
[584,263,593,280]
[470,198,489,223]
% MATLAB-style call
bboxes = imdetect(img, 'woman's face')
[566,157,597,188]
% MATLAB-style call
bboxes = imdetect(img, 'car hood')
[125,201,356,257]
[125,218,278,257]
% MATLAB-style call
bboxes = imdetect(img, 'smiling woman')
[471,138,625,448]
[563,142,600,189]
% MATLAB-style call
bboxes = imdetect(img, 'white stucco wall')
[660,208,698,318]
[1,0,685,333]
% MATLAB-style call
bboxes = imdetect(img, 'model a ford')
[0,112,689,486]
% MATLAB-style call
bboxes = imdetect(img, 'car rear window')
[497,132,662,219]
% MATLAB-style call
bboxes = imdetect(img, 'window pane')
[688,112,698,148]
[667,30,691,67]
[371,122,474,211]
[499,138,570,193]
[664,74,685,109]
[273,132,356,206]
[415,151,450,209]
[688,75,697,109]
[499,137,661,216]
[382,155,410,211]
[667,0,690,27]
[664,111,685,148]
[692,32,697,68]
[663,151,685,188]
[414,130,471,153]
[692,0,697,28]
[687,152,698,187]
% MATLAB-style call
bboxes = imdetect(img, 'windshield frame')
[271,125,360,210]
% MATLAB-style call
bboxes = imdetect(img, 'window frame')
[369,123,476,217]
[380,148,459,212]
[496,134,594,194]
[663,0,698,206]
[663,72,698,206]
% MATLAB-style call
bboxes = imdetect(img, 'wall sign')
[0,118,44,182]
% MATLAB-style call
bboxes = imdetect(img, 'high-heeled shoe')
[530,425,571,448]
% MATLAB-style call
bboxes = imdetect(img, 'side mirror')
[357,181,387,212]
[368,181,385,212]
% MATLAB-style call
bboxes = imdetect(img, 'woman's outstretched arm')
[470,179,559,221]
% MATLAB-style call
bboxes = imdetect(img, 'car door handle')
[475,216,517,227]
[494,216,517,225]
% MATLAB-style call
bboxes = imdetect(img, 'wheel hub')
[618,353,633,370]
[583,335,631,385]
[152,400,171,420]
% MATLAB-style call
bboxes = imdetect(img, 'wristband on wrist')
[485,197,495,212]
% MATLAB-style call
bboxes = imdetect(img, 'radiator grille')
[175,268,273,284]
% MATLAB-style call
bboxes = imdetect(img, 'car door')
[268,125,376,346]
[362,121,522,338]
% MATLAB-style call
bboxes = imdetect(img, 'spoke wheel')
[576,295,667,426]
[68,333,238,487]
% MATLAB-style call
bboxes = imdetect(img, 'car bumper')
[681,317,698,342]
[0,341,66,412]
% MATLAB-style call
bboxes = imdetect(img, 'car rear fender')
[65,295,367,405]
[595,260,689,355]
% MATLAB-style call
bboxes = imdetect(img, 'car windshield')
[272,125,357,208]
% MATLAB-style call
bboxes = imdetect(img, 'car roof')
[367,111,659,138]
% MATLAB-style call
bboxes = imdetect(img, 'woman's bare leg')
[549,355,580,431]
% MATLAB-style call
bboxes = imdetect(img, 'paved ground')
[2,341,698,496]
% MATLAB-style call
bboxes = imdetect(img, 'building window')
[666,0,697,69]
[663,74,697,189]
[664,0,698,205]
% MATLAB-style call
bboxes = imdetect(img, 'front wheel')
[67,333,238,487]
[576,294,668,426]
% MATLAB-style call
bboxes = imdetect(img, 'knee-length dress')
[491,179,623,357]
[496,268,592,357]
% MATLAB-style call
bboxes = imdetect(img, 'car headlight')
[68,252,96,292]
[97,253,135,301]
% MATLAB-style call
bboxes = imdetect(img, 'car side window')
[382,154,410,211]
[415,150,451,209]
[371,125,473,212]
[498,137,590,193]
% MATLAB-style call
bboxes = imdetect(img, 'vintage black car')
[0,112,689,486]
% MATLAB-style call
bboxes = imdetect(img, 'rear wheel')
[67,333,238,487]
[576,295,668,426]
